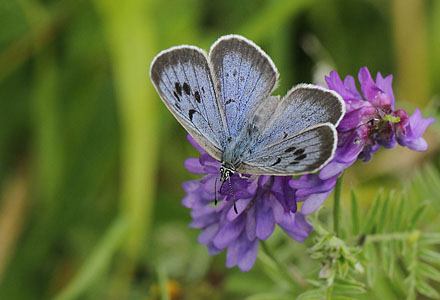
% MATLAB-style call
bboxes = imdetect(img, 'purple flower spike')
[292,67,434,215]
[182,135,312,271]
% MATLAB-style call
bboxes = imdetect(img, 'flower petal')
[279,213,313,242]
[184,158,206,174]
[358,67,382,101]
[198,223,219,245]
[300,190,333,215]
[256,195,275,240]
[213,216,246,248]
[376,73,395,109]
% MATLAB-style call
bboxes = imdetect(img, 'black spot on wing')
[175,103,181,110]
[295,154,307,161]
[175,82,182,96]
[285,146,296,153]
[188,109,197,121]
[289,161,299,165]
[194,91,201,103]
[225,98,236,105]
[271,158,281,166]
[294,149,305,156]
[183,82,191,95]
[283,132,288,139]
[173,91,181,102]
[233,70,237,77]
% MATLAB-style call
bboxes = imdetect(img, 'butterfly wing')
[238,123,337,175]
[150,45,228,160]
[237,84,345,175]
[208,35,279,140]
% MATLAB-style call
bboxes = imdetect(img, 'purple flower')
[292,67,435,214]
[182,135,312,271]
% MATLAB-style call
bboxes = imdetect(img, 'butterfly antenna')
[228,177,238,214]
[214,174,219,205]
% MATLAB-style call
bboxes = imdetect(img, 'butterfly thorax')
[220,147,239,182]
[221,132,252,175]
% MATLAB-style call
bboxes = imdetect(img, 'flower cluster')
[182,67,434,271]
[291,67,435,214]
[182,135,312,271]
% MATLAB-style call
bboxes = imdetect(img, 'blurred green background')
[0,0,439,299]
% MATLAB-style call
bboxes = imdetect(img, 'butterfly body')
[150,35,345,182]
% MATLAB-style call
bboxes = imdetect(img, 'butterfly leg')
[228,177,238,214]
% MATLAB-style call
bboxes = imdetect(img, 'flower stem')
[333,175,343,236]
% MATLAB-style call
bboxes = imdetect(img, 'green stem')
[333,175,343,236]
[157,265,170,300]
[260,241,301,288]
[54,216,129,300]
[325,285,333,300]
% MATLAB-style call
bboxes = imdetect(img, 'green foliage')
[274,166,440,300]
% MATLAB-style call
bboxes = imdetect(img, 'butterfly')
[150,34,345,187]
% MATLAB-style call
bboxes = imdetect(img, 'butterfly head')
[220,165,234,183]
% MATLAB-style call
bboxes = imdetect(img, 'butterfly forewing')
[238,123,337,175]
[209,35,279,139]
[150,46,226,160]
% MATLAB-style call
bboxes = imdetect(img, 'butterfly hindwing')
[238,123,337,175]
[252,84,344,153]
[150,46,226,160]
[237,84,344,175]
[209,35,279,139]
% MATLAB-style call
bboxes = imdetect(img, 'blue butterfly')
[150,35,345,186]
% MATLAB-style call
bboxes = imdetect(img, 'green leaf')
[364,244,377,287]
[408,203,427,230]
[392,196,406,231]
[421,232,440,245]
[392,196,406,253]
[377,190,392,233]
[419,248,440,265]
[296,289,326,300]
[415,279,440,299]
[331,296,359,300]
[381,242,395,279]
[245,292,291,300]
[350,189,360,236]
[417,262,440,282]
[334,278,366,288]
[362,191,382,234]
[333,279,366,295]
